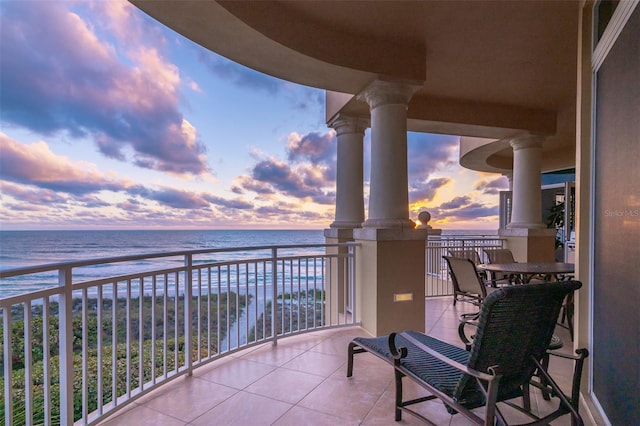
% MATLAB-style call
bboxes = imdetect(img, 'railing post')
[349,245,356,324]
[58,267,74,426]
[271,248,278,346]
[184,254,193,375]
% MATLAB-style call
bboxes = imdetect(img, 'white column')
[328,114,368,229]
[508,135,545,229]
[358,80,419,228]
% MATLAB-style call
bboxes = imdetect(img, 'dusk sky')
[0,0,508,231]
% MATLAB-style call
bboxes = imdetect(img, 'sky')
[0,0,508,231]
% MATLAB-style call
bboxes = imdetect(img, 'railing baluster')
[97,286,103,417]
[184,255,193,375]
[3,305,13,426]
[235,263,240,348]
[163,273,168,379]
[43,298,51,426]
[196,268,201,363]
[82,288,88,424]
[126,279,132,398]
[207,267,212,357]
[138,277,144,392]
[112,281,118,408]
[173,272,179,372]
[58,267,74,426]
[151,275,156,385]
[216,266,221,354]
[24,300,33,426]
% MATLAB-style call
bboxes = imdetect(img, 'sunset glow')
[0,0,507,231]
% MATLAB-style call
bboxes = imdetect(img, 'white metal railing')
[425,236,505,297]
[0,243,358,425]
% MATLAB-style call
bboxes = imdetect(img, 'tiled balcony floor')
[98,297,588,426]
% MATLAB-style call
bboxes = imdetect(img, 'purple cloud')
[474,176,509,194]
[432,196,499,221]
[0,134,131,195]
[407,133,458,180]
[0,1,209,175]
[409,177,451,202]
[235,130,337,204]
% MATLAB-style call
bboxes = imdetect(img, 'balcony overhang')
[130,0,579,174]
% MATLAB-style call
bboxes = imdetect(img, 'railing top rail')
[0,241,359,279]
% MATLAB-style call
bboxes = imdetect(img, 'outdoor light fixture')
[394,293,414,302]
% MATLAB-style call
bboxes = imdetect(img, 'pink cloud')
[0,1,209,175]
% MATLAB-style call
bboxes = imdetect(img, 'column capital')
[357,79,421,110]
[509,134,545,151]
[328,114,369,136]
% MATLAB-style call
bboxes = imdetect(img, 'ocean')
[0,229,494,298]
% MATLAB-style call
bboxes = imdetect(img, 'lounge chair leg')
[540,353,552,400]
[347,342,355,377]
[394,370,403,421]
[522,383,532,411]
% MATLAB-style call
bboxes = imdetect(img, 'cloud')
[234,130,337,204]
[474,176,509,194]
[204,195,254,210]
[0,133,131,195]
[0,180,69,205]
[0,1,209,175]
[409,177,451,202]
[432,196,499,221]
[407,133,459,181]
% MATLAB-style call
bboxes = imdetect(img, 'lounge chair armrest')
[389,332,498,382]
[546,347,589,362]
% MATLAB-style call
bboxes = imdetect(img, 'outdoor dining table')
[478,262,575,284]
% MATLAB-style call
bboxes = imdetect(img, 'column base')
[507,222,546,229]
[499,228,556,262]
[330,220,363,229]
[362,218,416,229]
[353,228,427,336]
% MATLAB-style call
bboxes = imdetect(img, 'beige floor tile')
[271,332,328,350]
[297,375,386,423]
[240,342,307,366]
[281,349,345,377]
[191,391,291,426]
[98,405,186,426]
[363,386,453,425]
[140,377,237,423]
[245,368,325,404]
[198,358,276,389]
[272,405,359,426]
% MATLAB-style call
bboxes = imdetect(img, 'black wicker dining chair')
[347,281,588,426]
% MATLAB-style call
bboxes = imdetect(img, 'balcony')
[96,297,582,426]
[1,239,587,425]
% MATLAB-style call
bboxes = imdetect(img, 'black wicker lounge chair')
[347,281,588,425]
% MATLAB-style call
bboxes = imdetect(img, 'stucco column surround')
[349,79,427,336]
[328,114,368,230]
[358,80,419,229]
[508,135,546,229]
[500,134,555,262]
